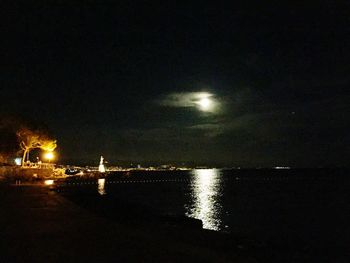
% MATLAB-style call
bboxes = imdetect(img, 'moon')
[195,94,216,112]
[198,97,212,111]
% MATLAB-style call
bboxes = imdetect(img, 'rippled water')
[61,168,350,261]
[63,168,350,246]
[93,169,225,230]
[185,169,223,230]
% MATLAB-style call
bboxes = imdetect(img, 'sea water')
[61,168,350,259]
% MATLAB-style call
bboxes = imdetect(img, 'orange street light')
[44,152,54,163]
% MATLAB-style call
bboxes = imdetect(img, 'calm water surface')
[94,169,225,231]
[63,168,350,251]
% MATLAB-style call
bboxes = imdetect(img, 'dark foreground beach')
[0,182,256,263]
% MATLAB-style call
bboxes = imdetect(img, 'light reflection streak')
[44,179,54,185]
[97,178,106,195]
[185,169,222,230]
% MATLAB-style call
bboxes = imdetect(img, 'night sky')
[1,2,350,167]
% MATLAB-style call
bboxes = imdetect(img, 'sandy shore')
[0,183,257,263]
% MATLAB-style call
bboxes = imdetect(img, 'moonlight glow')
[198,97,212,111]
[160,91,218,113]
[195,93,215,112]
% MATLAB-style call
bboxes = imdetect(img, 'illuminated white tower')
[98,156,106,173]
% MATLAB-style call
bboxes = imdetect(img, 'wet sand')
[0,183,256,263]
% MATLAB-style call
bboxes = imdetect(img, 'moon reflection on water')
[185,169,223,231]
